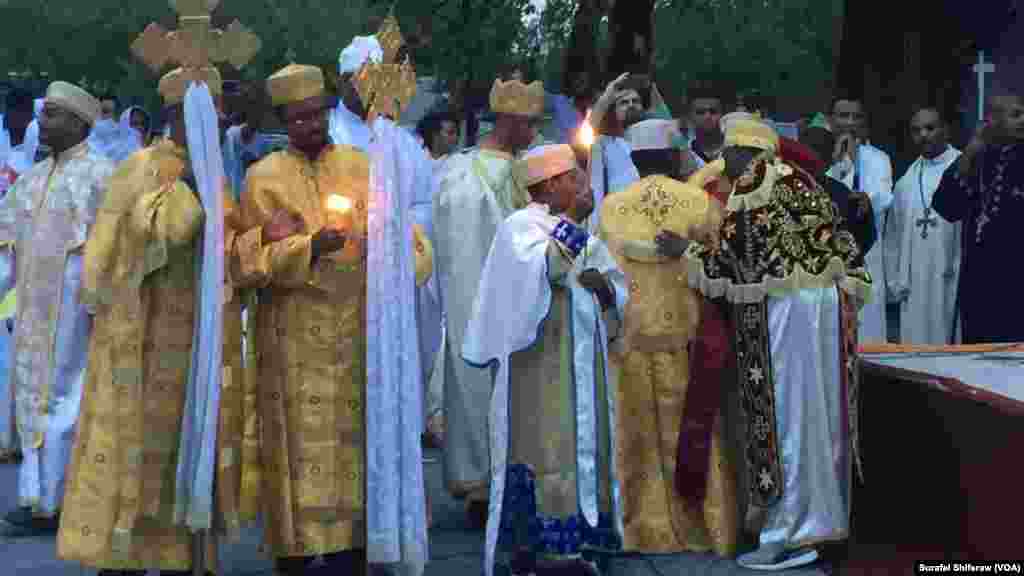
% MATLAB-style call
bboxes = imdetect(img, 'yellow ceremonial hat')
[516,144,576,189]
[44,81,102,126]
[724,116,778,153]
[490,78,545,118]
[159,67,224,106]
[267,64,325,107]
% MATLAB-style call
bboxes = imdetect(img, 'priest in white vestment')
[0,82,112,537]
[463,144,627,576]
[586,73,643,234]
[828,97,893,343]
[885,107,961,345]
[0,89,38,461]
[685,118,871,570]
[433,77,544,524]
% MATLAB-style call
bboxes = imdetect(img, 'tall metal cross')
[131,0,261,78]
[973,50,995,126]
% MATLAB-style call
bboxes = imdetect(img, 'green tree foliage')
[649,0,842,114]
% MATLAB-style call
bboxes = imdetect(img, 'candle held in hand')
[326,194,354,233]
[577,109,595,149]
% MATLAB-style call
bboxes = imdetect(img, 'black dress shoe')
[0,508,60,538]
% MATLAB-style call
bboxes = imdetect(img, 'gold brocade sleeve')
[134,181,204,279]
[235,161,317,290]
[413,223,432,287]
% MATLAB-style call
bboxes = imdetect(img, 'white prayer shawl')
[885,147,961,345]
[433,148,519,495]
[0,142,114,514]
[0,322,12,456]
[87,109,142,164]
[364,117,429,574]
[329,100,372,152]
[586,134,639,235]
[172,83,225,532]
[828,144,893,343]
[462,204,627,576]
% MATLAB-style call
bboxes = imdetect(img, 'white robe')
[461,204,627,576]
[433,148,524,497]
[760,288,849,549]
[0,142,114,515]
[829,144,893,343]
[885,147,961,345]
[586,135,639,235]
[333,114,429,572]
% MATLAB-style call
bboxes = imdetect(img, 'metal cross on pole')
[131,0,262,79]
[128,4,260,576]
[973,50,995,126]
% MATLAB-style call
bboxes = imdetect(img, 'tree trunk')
[562,0,605,97]
[605,0,656,81]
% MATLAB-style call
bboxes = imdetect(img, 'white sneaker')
[738,544,819,571]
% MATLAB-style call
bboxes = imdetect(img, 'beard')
[623,109,646,129]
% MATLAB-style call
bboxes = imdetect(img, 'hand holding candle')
[326,193,354,233]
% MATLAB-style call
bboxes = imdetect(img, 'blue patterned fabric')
[499,464,620,557]
[551,220,589,259]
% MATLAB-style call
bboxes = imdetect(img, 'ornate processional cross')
[131,0,261,79]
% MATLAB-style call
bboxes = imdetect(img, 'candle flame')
[578,109,594,149]
[327,194,353,213]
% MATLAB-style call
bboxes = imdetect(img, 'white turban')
[338,35,384,75]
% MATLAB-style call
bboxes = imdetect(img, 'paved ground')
[0,449,826,575]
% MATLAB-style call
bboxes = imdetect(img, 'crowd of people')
[0,15,1021,576]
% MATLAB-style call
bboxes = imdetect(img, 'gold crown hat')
[627,119,681,151]
[350,15,418,121]
[159,67,223,106]
[724,116,779,153]
[516,144,576,189]
[44,81,102,126]
[267,64,326,107]
[490,78,545,118]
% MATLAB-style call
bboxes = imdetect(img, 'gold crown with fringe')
[352,16,417,122]
[724,118,779,153]
[490,78,545,117]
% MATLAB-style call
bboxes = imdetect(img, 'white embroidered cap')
[44,81,101,127]
[338,35,384,75]
[517,144,576,188]
[626,118,680,151]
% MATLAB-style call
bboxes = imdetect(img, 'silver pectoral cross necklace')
[916,161,938,239]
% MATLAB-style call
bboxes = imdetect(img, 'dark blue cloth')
[499,464,620,557]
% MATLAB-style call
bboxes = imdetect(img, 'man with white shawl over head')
[463,144,628,576]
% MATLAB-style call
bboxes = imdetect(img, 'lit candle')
[577,109,595,149]
[326,194,354,232]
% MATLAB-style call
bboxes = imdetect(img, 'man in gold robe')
[599,119,740,557]
[56,66,253,576]
[234,62,432,576]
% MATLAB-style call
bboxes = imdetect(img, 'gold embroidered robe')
[57,140,251,571]
[234,145,431,559]
[599,175,739,555]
